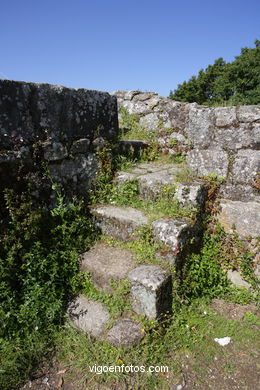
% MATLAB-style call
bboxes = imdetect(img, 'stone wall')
[112,90,260,203]
[112,91,260,251]
[0,80,118,198]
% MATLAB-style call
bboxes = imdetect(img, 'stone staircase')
[67,155,208,347]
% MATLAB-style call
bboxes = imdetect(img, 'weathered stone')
[174,182,207,207]
[70,138,90,154]
[213,124,258,150]
[128,265,172,319]
[67,295,110,338]
[232,149,260,184]
[137,168,182,198]
[0,146,30,164]
[219,184,260,202]
[217,200,260,238]
[187,104,214,148]
[116,163,206,208]
[139,112,161,130]
[168,101,190,132]
[0,80,118,147]
[49,154,98,185]
[227,270,251,289]
[43,141,68,161]
[90,205,148,241]
[187,149,229,178]
[152,218,192,257]
[169,132,188,144]
[237,105,260,123]
[80,242,135,292]
[0,79,118,199]
[214,107,237,127]
[106,318,144,346]
[118,140,149,158]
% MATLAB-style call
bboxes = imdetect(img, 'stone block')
[213,124,258,150]
[174,182,207,207]
[227,270,250,289]
[232,149,260,184]
[214,107,237,127]
[67,295,110,338]
[117,140,149,158]
[70,138,90,154]
[128,265,172,319]
[90,205,148,241]
[80,242,136,292]
[187,149,229,178]
[219,183,260,202]
[152,218,192,257]
[139,112,161,130]
[106,318,144,346]
[217,200,260,239]
[43,141,68,161]
[187,104,214,148]
[237,105,260,123]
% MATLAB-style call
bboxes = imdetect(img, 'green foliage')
[182,231,230,299]
[182,226,259,304]
[169,40,260,106]
[82,274,132,319]
[54,298,259,389]
[102,179,196,222]
[0,179,98,389]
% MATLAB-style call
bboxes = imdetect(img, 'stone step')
[67,295,144,346]
[106,318,144,346]
[128,265,172,319]
[67,295,110,338]
[152,217,201,264]
[116,162,207,208]
[90,204,200,265]
[80,242,136,291]
[117,140,149,158]
[90,205,148,241]
[80,242,174,320]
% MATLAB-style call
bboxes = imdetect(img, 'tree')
[169,40,260,106]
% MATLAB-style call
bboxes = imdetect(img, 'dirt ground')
[21,300,260,390]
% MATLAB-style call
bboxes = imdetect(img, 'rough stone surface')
[217,200,260,238]
[232,149,260,185]
[187,104,214,148]
[106,318,144,346]
[227,270,251,289]
[174,182,207,207]
[219,184,260,203]
[49,153,99,189]
[43,141,68,161]
[90,205,148,241]
[187,149,229,178]
[80,242,136,291]
[237,105,260,123]
[116,162,206,207]
[70,138,90,154]
[128,265,172,319]
[67,295,110,338]
[113,91,260,204]
[0,79,118,199]
[118,140,149,158]
[152,218,192,258]
[214,107,237,127]
[213,123,259,150]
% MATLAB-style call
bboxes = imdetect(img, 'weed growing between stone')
[1,125,259,390]
[0,177,99,390]
[53,298,259,389]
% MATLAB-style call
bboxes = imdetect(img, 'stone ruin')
[0,80,259,346]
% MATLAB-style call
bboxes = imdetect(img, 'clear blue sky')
[0,0,259,97]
